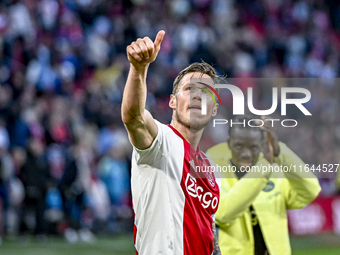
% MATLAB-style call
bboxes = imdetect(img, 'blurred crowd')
[0,0,339,242]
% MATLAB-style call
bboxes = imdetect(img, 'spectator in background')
[0,119,13,242]
[97,143,131,230]
[58,139,96,243]
[8,147,26,236]
[19,137,50,240]
[98,145,130,207]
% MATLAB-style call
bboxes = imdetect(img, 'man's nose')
[240,148,252,158]
[192,87,203,100]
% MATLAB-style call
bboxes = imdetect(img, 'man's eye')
[235,145,242,150]
[188,86,197,92]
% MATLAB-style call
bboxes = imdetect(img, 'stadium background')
[0,0,339,254]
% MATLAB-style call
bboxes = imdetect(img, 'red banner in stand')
[288,196,340,235]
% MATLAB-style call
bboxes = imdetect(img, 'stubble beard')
[174,106,210,131]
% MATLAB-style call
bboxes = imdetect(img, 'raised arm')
[121,30,165,150]
[275,142,321,209]
[260,117,321,208]
[214,167,269,226]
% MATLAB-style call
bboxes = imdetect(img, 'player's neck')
[170,120,204,151]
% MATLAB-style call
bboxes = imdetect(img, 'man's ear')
[212,103,219,116]
[169,94,176,109]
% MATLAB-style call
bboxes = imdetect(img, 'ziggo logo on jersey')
[185,173,219,209]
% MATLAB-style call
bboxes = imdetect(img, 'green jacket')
[206,142,321,255]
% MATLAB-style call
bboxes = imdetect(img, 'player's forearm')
[287,177,321,206]
[275,142,321,206]
[275,142,318,179]
[121,64,149,126]
[216,177,267,225]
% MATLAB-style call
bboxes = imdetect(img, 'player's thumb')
[154,30,165,50]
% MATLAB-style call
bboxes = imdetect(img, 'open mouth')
[240,162,252,167]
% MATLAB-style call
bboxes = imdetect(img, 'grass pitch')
[1,234,135,255]
[1,233,340,255]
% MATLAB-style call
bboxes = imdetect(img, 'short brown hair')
[172,62,223,95]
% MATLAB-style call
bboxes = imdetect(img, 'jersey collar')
[167,124,204,161]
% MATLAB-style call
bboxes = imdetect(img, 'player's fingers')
[261,116,269,125]
[262,116,273,128]
[260,125,267,132]
[130,42,144,60]
[154,30,165,49]
[260,125,271,134]
[127,45,142,62]
[136,38,150,59]
[143,36,154,57]
[255,117,267,127]
[263,121,272,130]
[255,119,262,126]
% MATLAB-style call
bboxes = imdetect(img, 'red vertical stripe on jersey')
[134,223,138,255]
[181,141,214,255]
[168,124,219,255]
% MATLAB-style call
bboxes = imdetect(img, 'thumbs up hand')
[126,30,165,70]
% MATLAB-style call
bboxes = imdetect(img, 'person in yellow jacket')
[206,117,321,255]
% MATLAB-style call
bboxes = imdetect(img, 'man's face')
[228,128,263,169]
[169,72,218,130]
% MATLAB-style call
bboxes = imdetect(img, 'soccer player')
[122,30,222,254]
[206,116,321,255]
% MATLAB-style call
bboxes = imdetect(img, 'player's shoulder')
[154,120,187,150]
[154,119,174,136]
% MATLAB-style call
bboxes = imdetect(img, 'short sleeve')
[131,120,166,166]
